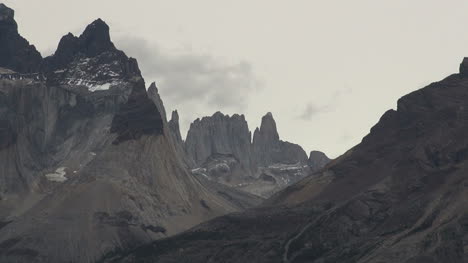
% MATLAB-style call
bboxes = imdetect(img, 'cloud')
[298,102,332,120]
[298,87,352,120]
[114,36,260,111]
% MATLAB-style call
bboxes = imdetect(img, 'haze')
[5,0,468,157]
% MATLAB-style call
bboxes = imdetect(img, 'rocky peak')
[459,57,468,77]
[252,112,308,166]
[48,33,80,71]
[0,3,15,27]
[0,3,42,73]
[45,18,117,68]
[109,80,164,144]
[169,110,182,141]
[44,18,140,91]
[51,19,115,64]
[185,112,252,169]
[147,82,167,121]
[79,18,115,56]
[252,112,280,165]
[308,150,331,171]
[171,110,180,123]
[256,112,279,142]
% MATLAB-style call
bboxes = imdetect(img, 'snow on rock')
[89,83,111,92]
[64,78,120,92]
[45,167,68,182]
[52,56,128,92]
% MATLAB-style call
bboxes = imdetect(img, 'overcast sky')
[5,0,468,157]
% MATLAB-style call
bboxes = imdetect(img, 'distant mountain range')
[3,3,466,263]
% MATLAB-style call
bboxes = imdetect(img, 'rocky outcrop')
[0,6,261,262]
[109,60,468,263]
[167,109,195,168]
[252,112,308,166]
[185,112,253,172]
[0,4,42,73]
[43,18,140,93]
[184,111,323,197]
[43,19,124,72]
[110,79,163,144]
[459,57,468,77]
[251,112,280,166]
[168,110,182,145]
[308,150,331,171]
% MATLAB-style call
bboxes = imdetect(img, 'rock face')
[252,112,308,166]
[0,6,262,263]
[168,110,183,146]
[185,112,253,170]
[0,4,42,73]
[308,150,331,171]
[459,57,468,77]
[108,61,468,263]
[183,111,327,197]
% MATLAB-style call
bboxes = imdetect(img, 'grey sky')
[5,0,468,157]
[115,35,261,111]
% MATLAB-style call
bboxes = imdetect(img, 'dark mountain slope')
[0,4,42,73]
[109,61,468,263]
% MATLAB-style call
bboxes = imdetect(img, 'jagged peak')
[0,4,42,73]
[259,112,279,138]
[261,112,275,121]
[194,111,248,124]
[53,32,79,56]
[0,3,14,23]
[171,110,179,123]
[211,111,229,120]
[45,18,119,72]
[459,57,468,77]
[148,82,158,92]
[79,18,115,56]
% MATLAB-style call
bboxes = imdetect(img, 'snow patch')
[64,77,122,92]
[45,167,68,182]
[89,83,111,92]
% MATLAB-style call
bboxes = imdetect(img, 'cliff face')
[0,5,261,263]
[185,112,253,170]
[0,4,42,73]
[308,150,331,171]
[183,111,327,197]
[111,60,468,263]
[168,110,183,145]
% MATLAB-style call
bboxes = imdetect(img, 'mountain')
[184,111,329,197]
[108,60,468,263]
[0,4,41,73]
[308,150,331,171]
[252,112,308,166]
[185,111,253,172]
[0,4,261,263]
